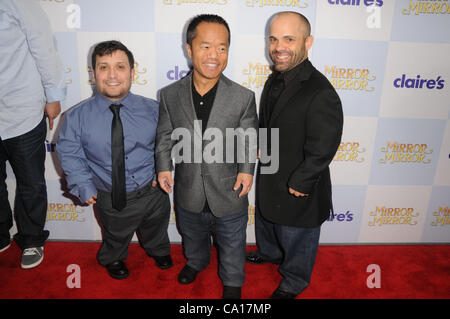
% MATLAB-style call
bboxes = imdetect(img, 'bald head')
[268,11,314,72]
[270,11,311,39]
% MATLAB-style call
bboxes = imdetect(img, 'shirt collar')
[191,76,220,98]
[275,58,310,86]
[94,91,134,113]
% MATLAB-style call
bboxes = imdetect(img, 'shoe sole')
[21,254,44,269]
[0,243,11,253]
[156,263,173,270]
[108,272,130,280]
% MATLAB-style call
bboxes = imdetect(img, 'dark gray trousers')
[95,182,171,266]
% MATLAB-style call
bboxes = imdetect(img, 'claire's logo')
[327,0,383,6]
[167,66,189,81]
[326,210,355,222]
[393,74,445,90]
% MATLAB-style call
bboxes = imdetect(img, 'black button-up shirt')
[191,79,219,212]
[267,58,309,122]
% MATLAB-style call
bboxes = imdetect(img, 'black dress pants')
[95,182,171,266]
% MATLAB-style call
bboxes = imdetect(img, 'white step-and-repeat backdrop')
[6,0,450,244]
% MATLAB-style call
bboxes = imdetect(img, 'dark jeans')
[176,205,248,288]
[0,117,49,250]
[95,182,171,266]
[255,206,321,295]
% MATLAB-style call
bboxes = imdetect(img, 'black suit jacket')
[256,59,343,228]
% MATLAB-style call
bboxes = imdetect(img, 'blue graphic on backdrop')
[320,185,366,243]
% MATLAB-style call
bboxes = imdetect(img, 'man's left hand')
[233,173,253,198]
[289,187,308,197]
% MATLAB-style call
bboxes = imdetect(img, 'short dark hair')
[91,40,135,70]
[186,14,230,46]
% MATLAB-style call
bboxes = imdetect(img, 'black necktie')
[109,104,126,211]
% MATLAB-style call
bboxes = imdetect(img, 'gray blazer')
[156,73,258,217]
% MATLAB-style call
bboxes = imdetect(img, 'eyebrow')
[97,61,127,65]
[269,34,297,39]
[199,41,228,46]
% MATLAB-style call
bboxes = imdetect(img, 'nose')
[274,41,285,52]
[208,47,218,59]
[108,67,118,79]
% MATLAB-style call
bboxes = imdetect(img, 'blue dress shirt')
[56,92,159,203]
[0,0,66,140]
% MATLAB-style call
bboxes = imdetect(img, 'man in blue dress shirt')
[0,0,66,269]
[57,41,172,279]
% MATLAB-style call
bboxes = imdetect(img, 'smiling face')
[92,49,135,101]
[186,21,229,85]
[269,13,313,73]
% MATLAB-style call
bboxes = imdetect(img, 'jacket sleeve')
[237,92,259,175]
[287,88,343,194]
[155,91,175,172]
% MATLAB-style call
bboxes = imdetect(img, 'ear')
[131,67,135,81]
[186,43,193,60]
[305,35,314,52]
[91,69,96,84]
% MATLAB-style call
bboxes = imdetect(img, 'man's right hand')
[158,171,174,194]
[86,194,98,205]
[45,101,61,130]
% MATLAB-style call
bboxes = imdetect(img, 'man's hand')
[86,194,98,205]
[289,187,308,197]
[233,173,253,198]
[158,171,174,194]
[45,101,61,130]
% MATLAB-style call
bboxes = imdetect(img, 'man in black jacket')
[247,11,343,299]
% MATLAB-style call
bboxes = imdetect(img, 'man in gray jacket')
[156,14,258,299]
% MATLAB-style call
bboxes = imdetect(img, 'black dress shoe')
[222,286,241,299]
[270,288,297,299]
[246,251,281,265]
[105,260,129,280]
[151,255,173,269]
[178,265,198,284]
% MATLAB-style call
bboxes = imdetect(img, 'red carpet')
[0,242,448,299]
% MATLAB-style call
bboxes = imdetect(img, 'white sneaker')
[21,247,44,269]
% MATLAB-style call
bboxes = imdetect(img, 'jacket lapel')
[260,74,273,128]
[268,60,314,128]
[203,74,232,131]
[176,72,202,137]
